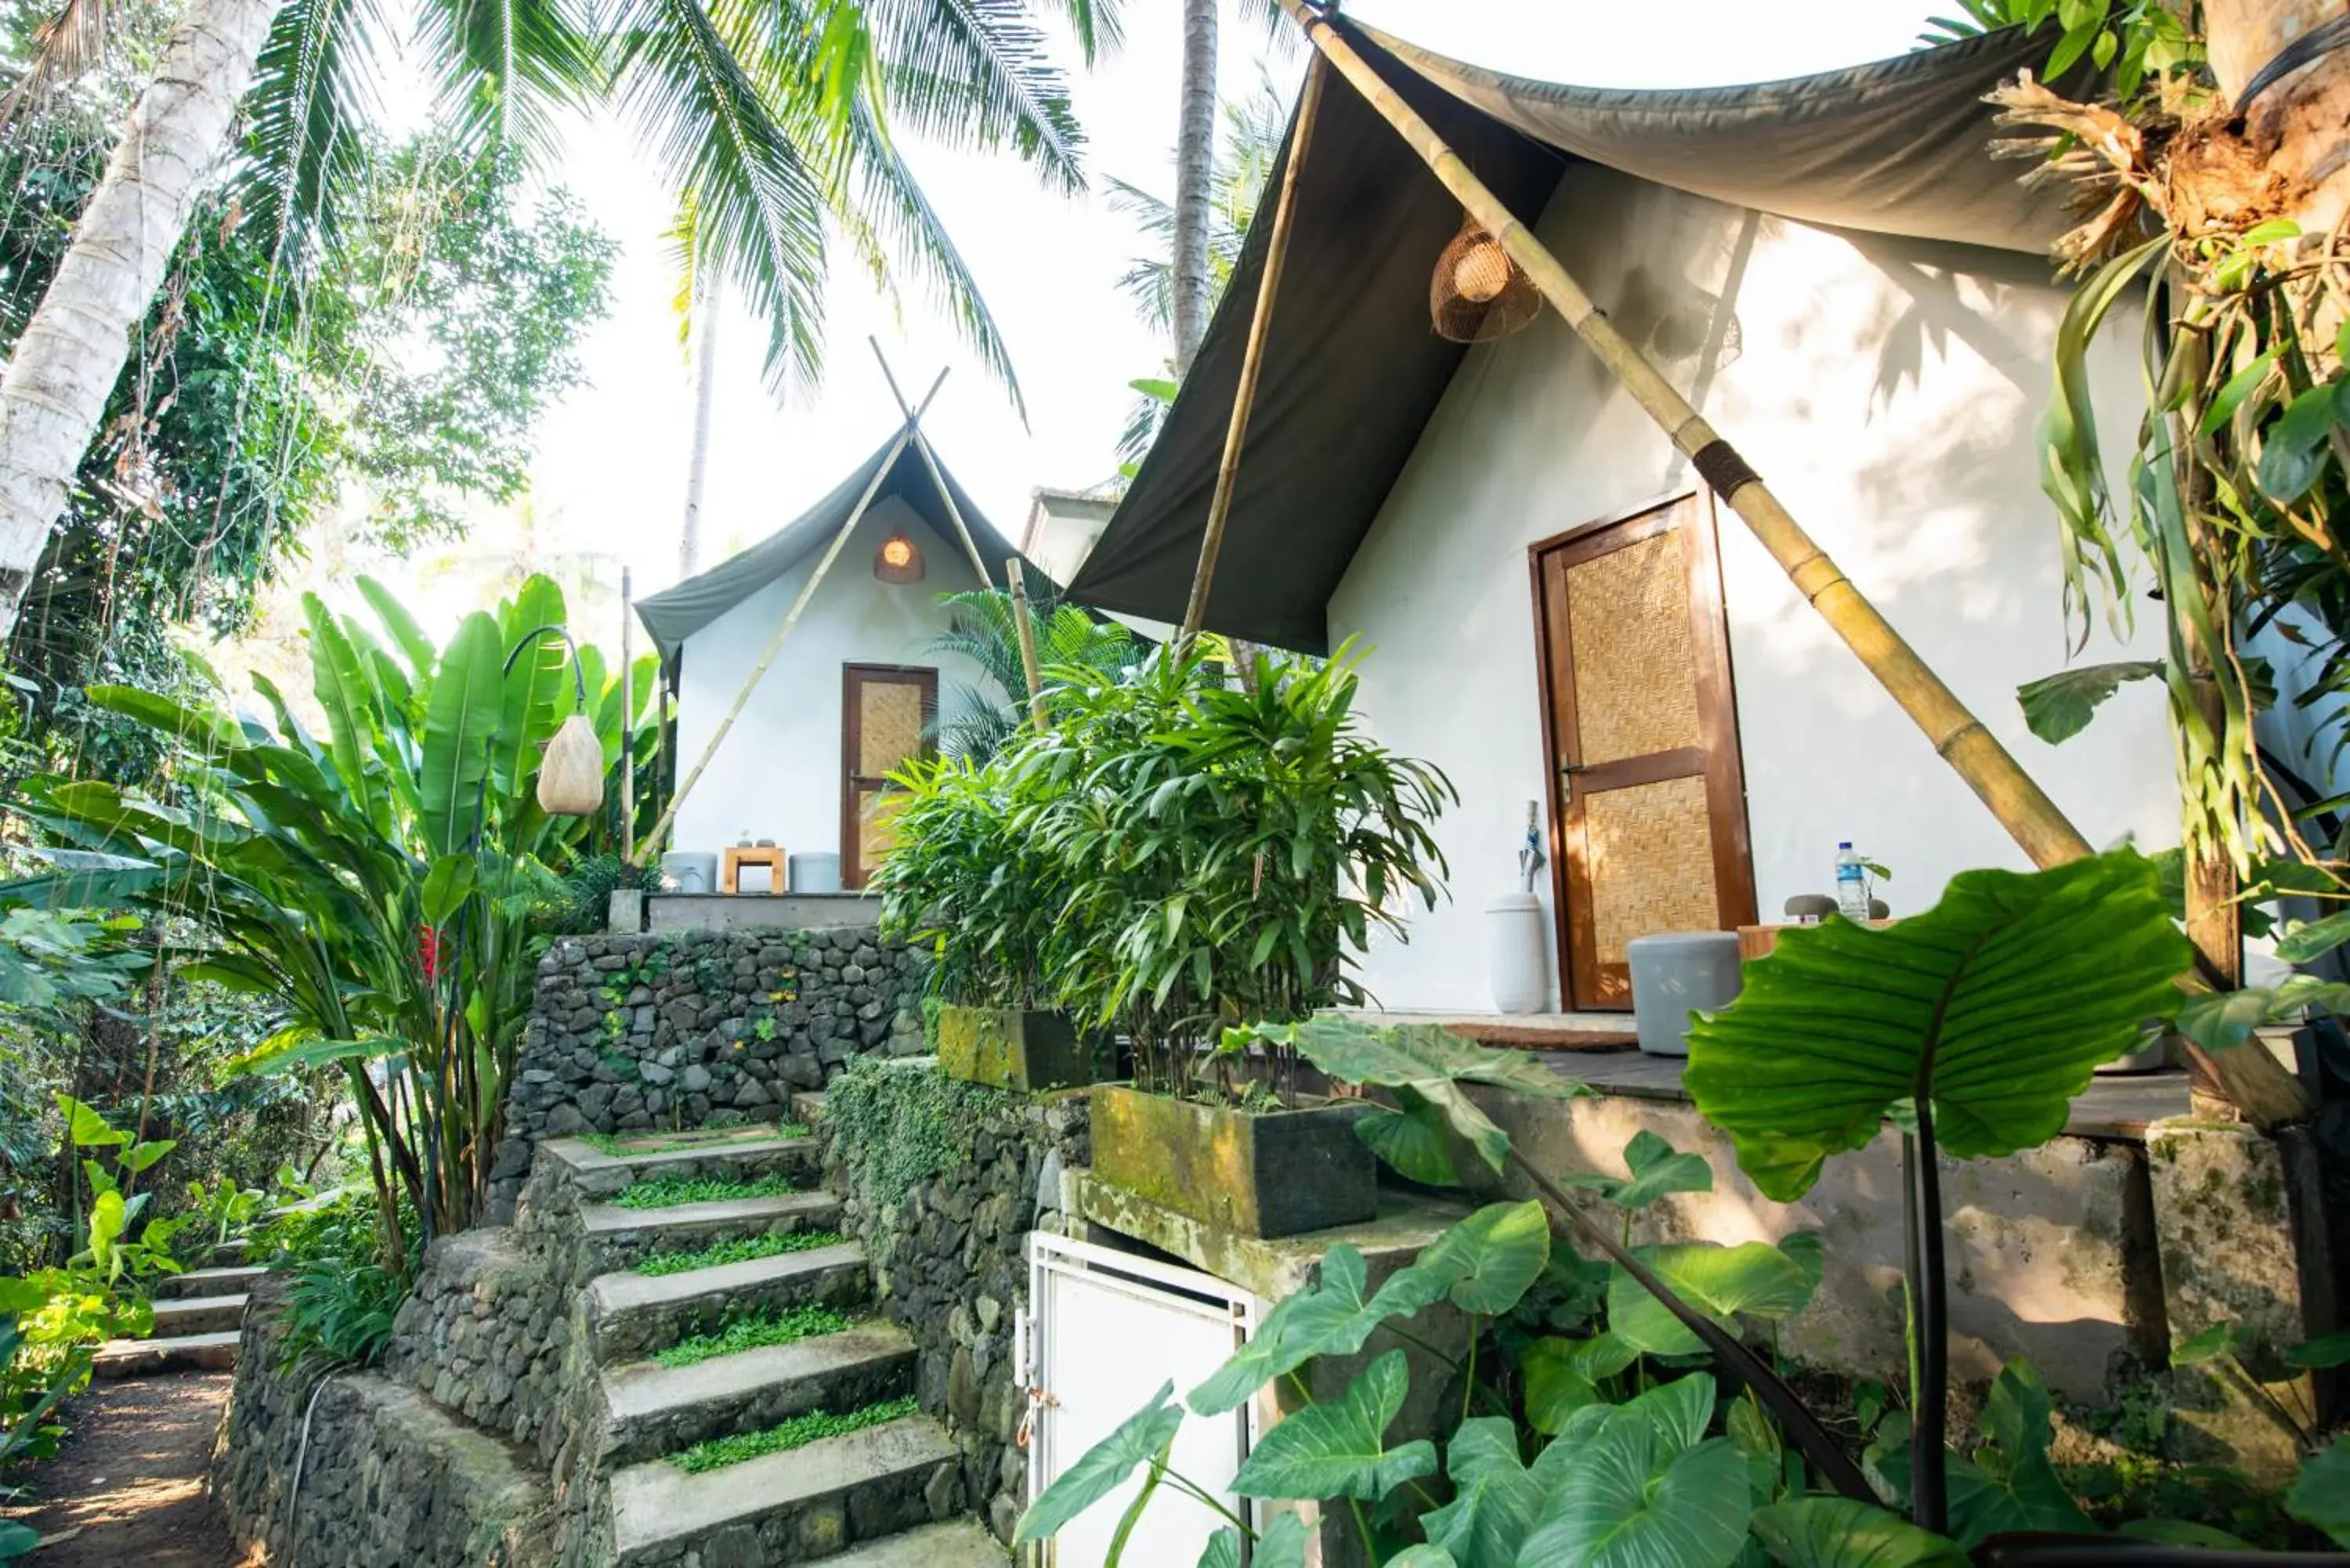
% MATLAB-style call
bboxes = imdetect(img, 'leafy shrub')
[653,1306,858,1368]
[612,1173,801,1210]
[634,1230,843,1277]
[260,1187,414,1372]
[671,1395,920,1473]
[822,1057,1008,1211]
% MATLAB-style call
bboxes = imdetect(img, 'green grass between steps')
[671,1396,920,1474]
[581,1122,810,1158]
[612,1172,804,1210]
[634,1229,845,1277]
[651,1306,861,1368]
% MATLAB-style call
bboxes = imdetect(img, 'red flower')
[418,924,445,985]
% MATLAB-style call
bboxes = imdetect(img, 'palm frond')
[0,0,114,132]
[606,0,830,394]
[866,0,1086,196]
[1029,0,1121,64]
[410,0,599,161]
[239,0,389,269]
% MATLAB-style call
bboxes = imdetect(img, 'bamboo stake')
[1180,52,1328,645]
[1276,0,2088,869]
[630,372,947,867]
[1285,2,2315,1129]
[1006,557,1048,732]
[620,566,634,864]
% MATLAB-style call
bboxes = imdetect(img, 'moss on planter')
[1090,1084,1377,1238]
[935,1006,1090,1092]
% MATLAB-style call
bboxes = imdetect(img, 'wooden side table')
[722,845,786,894]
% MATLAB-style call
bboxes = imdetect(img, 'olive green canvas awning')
[1067,20,2084,652]
[634,425,1040,662]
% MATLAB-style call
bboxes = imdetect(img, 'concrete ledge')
[645,893,880,933]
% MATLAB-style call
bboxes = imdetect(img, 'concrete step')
[580,1190,843,1272]
[586,1241,870,1364]
[209,1237,249,1266]
[150,1293,249,1337]
[541,1132,822,1205]
[601,1321,916,1466]
[155,1264,266,1301]
[788,1091,827,1126]
[822,1520,1007,1568]
[92,1329,240,1378]
[609,1415,962,1567]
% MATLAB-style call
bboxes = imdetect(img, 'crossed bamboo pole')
[1238,0,2311,1125]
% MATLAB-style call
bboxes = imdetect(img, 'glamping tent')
[637,421,1039,891]
[1069,22,2189,1014]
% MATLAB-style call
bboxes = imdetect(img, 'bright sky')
[363,1,1947,645]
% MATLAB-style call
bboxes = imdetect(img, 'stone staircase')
[518,1125,1007,1566]
[93,1252,263,1378]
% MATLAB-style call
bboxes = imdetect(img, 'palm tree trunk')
[2202,0,2350,238]
[1170,0,1219,377]
[679,279,720,580]
[0,0,282,637]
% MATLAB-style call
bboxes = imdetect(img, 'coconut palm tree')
[0,0,1115,638]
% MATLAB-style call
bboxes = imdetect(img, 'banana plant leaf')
[1684,850,2189,1202]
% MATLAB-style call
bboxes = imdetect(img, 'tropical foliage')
[1032,854,2344,1562]
[927,585,1140,761]
[17,574,659,1259]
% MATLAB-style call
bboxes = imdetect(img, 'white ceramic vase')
[1487,893,1549,1014]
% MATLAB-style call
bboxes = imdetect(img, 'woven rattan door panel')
[842,665,937,889]
[1532,494,1755,1010]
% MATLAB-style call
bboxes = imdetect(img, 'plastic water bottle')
[1835,843,1871,923]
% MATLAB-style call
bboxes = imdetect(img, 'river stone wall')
[490,927,927,1219]
[819,1060,1090,1545]
[215,1275,553,1567]
[381,1227,571,1451]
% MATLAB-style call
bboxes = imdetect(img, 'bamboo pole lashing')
[1272,0,2092,872]
[629,370,948,867]
[1279,0,2315,1128]
[1179,51,1329,645]
[1006,557,1048,732]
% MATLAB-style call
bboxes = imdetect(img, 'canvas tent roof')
[1066,21,2084,653]
[634,424,1038,660]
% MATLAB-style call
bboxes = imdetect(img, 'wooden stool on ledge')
[722,845,786,894]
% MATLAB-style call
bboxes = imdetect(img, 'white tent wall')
[668,493,989,872]
[1328,162,2178,1014]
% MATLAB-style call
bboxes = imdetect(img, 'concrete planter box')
[1090,1084,1377,1238]
[935,1005,1092,1092]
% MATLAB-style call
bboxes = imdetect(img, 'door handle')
[1558,761,1587,800]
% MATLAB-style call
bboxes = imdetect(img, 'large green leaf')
[1607,1241,1821,1357]
[1945,1361,2096,1548]
[1412,1201,1549,1316]
[0,851,162,911]
[1683,851,2189,1201]
[1748,1498,1967,1568]
[420,612,508,859]
[0,1520,37,1560]
[420,854,479,927]
[1188,1246,1436,1418]
[304,595,391,833]
[1230,1349,1437,1501]
[1014,1382,1183,1545]
[1520,1335,1636,1434]
[494,576,572,798]
[1556,1129,1712,1212]
[1423,1418,1545,1566]
[358,575,439,684]
[56,1094,127,1148]
[1517,1409,1752,1568]
[1289,1018,1586,1179]
[2016,661,2163,746]
[2288,1437,2350,1548]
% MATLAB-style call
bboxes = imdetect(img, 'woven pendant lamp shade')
[537,714,606,817]
[1431,217,1542,344]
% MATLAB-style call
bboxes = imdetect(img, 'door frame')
[840,662,938,890]
[1527,489,1756,1010]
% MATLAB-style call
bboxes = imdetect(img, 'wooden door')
[1531,493,1754,1010]
[841,664,938,890]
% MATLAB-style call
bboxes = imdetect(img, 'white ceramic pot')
[1487,893,1550,1014]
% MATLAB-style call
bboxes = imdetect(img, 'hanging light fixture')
[537,710,606,817]
[1430,215,1542,344]
[874,531,925,583]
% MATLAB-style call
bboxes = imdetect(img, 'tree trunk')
[2193,0,2350,240]
[679,278,720,580]
[1170,0,1219,378]
[0,0,281,637]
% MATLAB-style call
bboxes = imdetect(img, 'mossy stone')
[935,1006,1090,1092]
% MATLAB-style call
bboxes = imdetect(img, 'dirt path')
[1,1373,253,1567]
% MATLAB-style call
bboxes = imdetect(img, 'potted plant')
[873,756,1092,1092]
[1016,642,1455,1237]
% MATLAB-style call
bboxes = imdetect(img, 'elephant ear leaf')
[1748,1496,1969,1567]
[1520,1407,1752,1568]
[1410,1201,1549,1316]
[1288,1019,1587,1179]
[1230,1349,1437,1501]
[1423,1418,1542,1565]
[1014,1382,1182,1545]
[1684,850,2188,1201]
[2289,1437,2350,1548]
[1557,1129,1712,1211]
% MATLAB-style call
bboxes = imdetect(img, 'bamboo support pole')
[1180,52,1329,645]
[620,566,634,862]
[1276,0,2090,869]
[1284,0,2315,1129]
[629,371,947,867]
[1006,558,1048,732]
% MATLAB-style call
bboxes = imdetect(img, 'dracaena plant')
[872,753,1068,1011]
[19,574,658,1263]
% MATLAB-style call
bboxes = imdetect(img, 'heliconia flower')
[418,924,445,985]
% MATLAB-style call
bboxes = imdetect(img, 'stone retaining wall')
[490,927,927,1219]
[819,1059,1090,1545]
[382,1227,571,1452]
[215,1275,553,1567]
